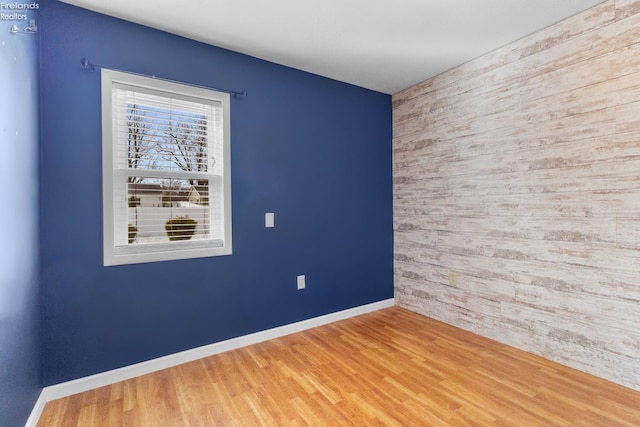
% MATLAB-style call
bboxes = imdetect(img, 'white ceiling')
[60,0,603,94]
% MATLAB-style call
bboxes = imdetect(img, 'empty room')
[2,0,640,425]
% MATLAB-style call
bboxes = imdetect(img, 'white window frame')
[101,69,232,266]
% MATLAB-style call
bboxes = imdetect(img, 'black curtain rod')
[80,58,247,98]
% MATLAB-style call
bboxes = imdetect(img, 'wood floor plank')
[37,307,640,426]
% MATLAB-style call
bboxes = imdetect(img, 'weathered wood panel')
[616,0,640,19]
[393,0,640,391]
[393,1,616,107]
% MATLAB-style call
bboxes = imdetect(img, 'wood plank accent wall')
[392,0,640,391]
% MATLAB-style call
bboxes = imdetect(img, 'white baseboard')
[26,298,394,427]
[24,390,47,427]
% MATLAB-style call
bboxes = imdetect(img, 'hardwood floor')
[38,307,640,426]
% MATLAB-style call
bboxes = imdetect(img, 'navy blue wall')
[40,1,393,385]
[0,6,41,425]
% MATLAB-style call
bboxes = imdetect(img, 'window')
[101,69,232,265]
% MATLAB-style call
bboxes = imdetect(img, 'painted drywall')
[393,0,640,390]
[39,0,392,385]
[0,6,42,426]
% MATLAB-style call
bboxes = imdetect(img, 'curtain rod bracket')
[80,58,95,72]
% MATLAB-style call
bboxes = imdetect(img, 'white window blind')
[102,69,232,265]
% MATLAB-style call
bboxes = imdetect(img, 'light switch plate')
[265,212,274,228]
[297,275,305,290]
